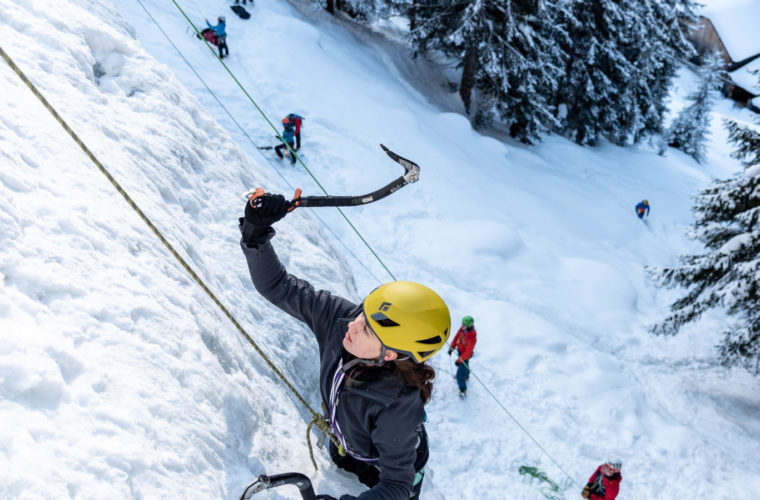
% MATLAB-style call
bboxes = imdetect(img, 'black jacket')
[241,237,426,499]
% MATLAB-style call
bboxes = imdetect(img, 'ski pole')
[247,144,420,208]
[240,473,316,500]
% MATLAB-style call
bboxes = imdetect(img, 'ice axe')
[246,144,420,208]
[257,134,295,151]
[240,472,335,500]
[257,136,286,150]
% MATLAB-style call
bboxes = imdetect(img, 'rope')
[168,0,397,281]
[5,7,583,484]
[306,413,336,469]
[0,44,338,471]
[138,4,747,488]
[133,0,384,286]
[452,351,581,488]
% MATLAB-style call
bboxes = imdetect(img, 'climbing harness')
[327,358,380,462]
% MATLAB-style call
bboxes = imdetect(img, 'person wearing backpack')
[448,315,477,399]
[239,191,451,499]
[581,457,622,500]
[206,16,228,59]
[284,113,304,150]
[635,199,649,219]
[274,118,297,165]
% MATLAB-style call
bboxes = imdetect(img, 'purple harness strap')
[328,358,380,463]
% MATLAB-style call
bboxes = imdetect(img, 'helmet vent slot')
[417,335,442,345]
[370,312,400,327]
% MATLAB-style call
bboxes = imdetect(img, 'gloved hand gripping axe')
[246,144,420,209]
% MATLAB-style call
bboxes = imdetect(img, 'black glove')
[316,496,338,500]
[455,359,461,366]
[245,191,291,226]
[240,190,294,247]
[447,348,453,356]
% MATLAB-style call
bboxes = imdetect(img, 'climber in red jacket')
[448,315,477,399]
[582,457,622,500]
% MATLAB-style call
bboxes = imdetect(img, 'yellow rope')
[4,38,581,485]
[0,43,338,471]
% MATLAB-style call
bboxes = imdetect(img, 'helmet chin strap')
[375,344,410,365]
[340,345,409,372]
[376,344,387,366]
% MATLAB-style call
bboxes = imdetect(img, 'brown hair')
[394,358,436,404]
[347,358,436,404]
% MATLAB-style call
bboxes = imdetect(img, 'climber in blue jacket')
[206,16,228,59]
[635,200,650,219]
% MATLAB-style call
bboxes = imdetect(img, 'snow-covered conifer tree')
[651,96,760,372]
[667,55,722,163]
[408,0,489,116]
[725,119,760,167]
[321,0,386,20]
[410,0,564,143]
[556,0,695,146]
[553,0,629,145]
[617,0,698,144]
[494,0,566,141]
[725,72,760,167]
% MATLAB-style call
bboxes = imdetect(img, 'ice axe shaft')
[296,144,419,208]
[248,144,420,209]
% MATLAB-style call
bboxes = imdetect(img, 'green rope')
[133,0,384,286]
[169,0,396,280]
[457,356,581,488]
[0,44,338,471]
[5,7,582,483]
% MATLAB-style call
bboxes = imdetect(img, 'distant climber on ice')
[275,117,297,165]
[448,315,477,399]
[206,16,228,59]
[635,199,649,219]
[283,113,304,151]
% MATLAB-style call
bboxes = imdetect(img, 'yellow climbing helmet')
[363,281,451,363]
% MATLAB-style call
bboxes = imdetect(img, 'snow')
[698,0,760,92]
[1,0,759,499]
[730,62,760,94]
[699,0,760,61]
[720,233,752,254]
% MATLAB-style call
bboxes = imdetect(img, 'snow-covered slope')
[0,1,357,497]
[2,0,759,498]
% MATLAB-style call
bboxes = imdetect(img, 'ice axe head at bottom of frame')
[239,471,339,500]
